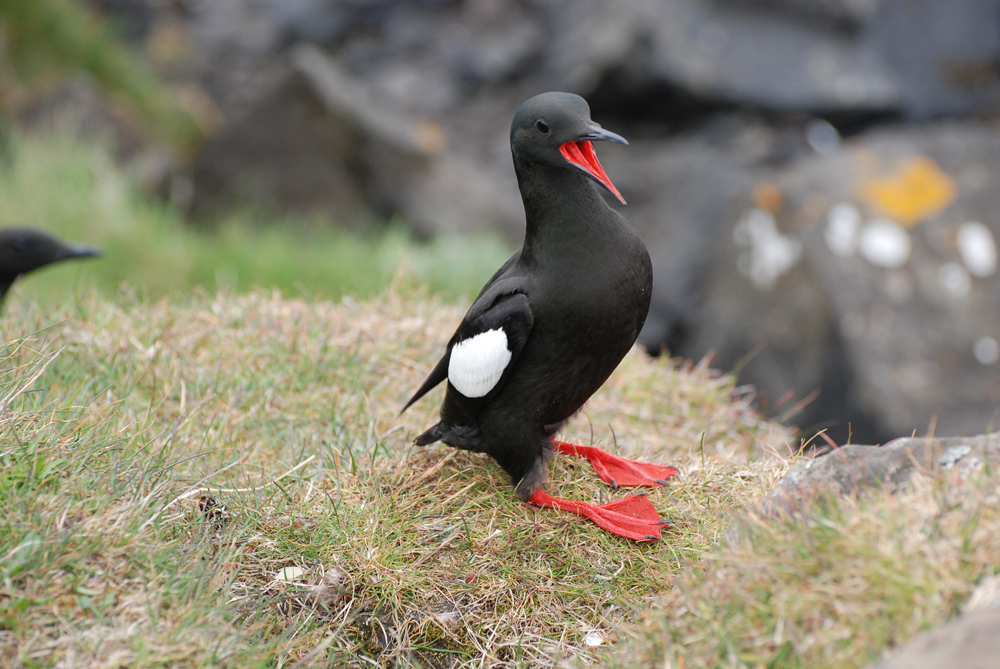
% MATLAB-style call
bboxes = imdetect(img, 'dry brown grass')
[0,285,792,667]
[606,454,1000,669]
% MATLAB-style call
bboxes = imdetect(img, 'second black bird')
[0,227,102,303]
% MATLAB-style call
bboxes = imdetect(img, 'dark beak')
[57,243,103,261]
[583,125,628,146]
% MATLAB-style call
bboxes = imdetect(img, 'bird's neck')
[514,160,620,264]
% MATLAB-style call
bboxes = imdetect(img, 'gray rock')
[864,0,1000,120]
[771,433,999,503]
[192,45,524,237]
[644,0,899,112]
[724,433,1000,546]
[191,57,369,221]
[723,0,880,30]
[630,116,882,443]
[168,0,1000,245]
[665,212,862,441]
[866,609,1000,669]
[641,119,1000,444]
[550,0,1000,120]
[965,575,1000,613]
[782,122,1000,440]
[612,123,765,354]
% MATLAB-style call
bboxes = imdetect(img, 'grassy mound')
[609,466,1000,669]
[0,288,790,667]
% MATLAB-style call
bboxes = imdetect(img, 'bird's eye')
[12,238,26,252]
[535,120,550,134]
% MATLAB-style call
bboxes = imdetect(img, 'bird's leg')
[551,440,679,489]
[527,489,670,541]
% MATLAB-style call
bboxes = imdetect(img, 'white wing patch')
[448,328,512,398]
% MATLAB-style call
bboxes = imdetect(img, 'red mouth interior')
[559,140,626,205]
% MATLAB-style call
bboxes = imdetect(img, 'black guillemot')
[0,227,102,304]
[402,92,677,541]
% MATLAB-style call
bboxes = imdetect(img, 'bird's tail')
[414,422,489,454]
[414,423,444,446]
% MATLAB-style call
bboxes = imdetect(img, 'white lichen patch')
[858,219,911,268]
[957,221,998,278]
[733,207,802,290]
[825,202,862,257]
[939,444,972,469]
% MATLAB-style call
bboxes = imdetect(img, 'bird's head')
[510,91,628,204]
[0,227,102,280]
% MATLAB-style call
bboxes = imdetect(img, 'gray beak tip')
[65,244,103,260]
[587,126,628,146]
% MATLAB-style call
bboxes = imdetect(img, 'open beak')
[559,126,628,205]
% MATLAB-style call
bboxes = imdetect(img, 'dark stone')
[191,58,370,221]
[192,45,525,237]
[722,0,879,31]
[865,0,1000,120]
[611,126,763,355]
[174,0,1000,244]
[86,0,156,42]
[197,495,230,527]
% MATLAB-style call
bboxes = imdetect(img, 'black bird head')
[0,227,102,300]
[510,91,628,204]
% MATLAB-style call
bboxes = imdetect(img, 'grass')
[608,469,1000,669]
[0,0,202,148]
[0,286,791,667]
[2,283,997,668]
[0,129,513,306]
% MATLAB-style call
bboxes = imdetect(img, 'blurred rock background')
[3,0,999,445]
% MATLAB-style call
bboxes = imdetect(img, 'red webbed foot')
[552,440,679,489]
[528,489,669,541]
